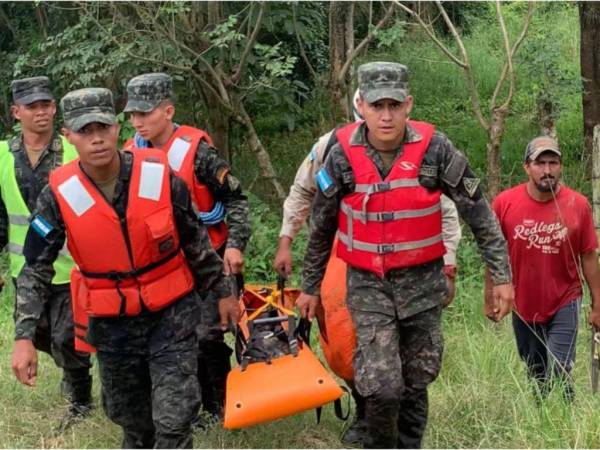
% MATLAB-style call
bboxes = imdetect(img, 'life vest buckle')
[106,271,124,281]
[378,244,395,254]
[379,211,394,221]
[375,182,390,192]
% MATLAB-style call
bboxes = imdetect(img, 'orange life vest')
[125,125,228,250]
[336,120,445,277]
[49,149,195,351]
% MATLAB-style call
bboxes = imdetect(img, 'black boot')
[341,388,367,447]
[58,370,93,432]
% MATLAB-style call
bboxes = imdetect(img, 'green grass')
[2,237,600,448]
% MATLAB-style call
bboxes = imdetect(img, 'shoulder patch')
[316,167,333,192]
[420,164,438,178]
[463,177,481,197]
[31,215,54,238]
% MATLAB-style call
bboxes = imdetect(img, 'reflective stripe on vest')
[0,137,77,283]
[338,231,443,254]
[8,214,29,225]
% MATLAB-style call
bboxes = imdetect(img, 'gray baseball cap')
[61,88,117,131]
[524,136,561,162]
[358,62,409,103]
[123,73,173,113]
[11,76,54,105]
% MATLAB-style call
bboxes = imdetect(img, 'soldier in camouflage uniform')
[11,87,240,448]
[297,62,514,448]
[2,77,92,430]
[273,96,462,446]
[123,73,250,422]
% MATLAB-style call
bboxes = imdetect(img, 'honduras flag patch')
[316,167,333,192]
[31,215,54,238]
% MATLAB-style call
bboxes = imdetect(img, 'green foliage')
[207,15,245,48]
[13,14,132,96]
[373,19,407,49]
[242,193,307,287]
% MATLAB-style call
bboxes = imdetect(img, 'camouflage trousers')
[196,289,233,418]
[346,260,446,449]
[98,333,201,449]
[12,280,92,401]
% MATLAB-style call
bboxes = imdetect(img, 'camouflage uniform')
[124,73,250,419]
[3,77,91,418]
[15,88,231,448]
[302,62,512,448]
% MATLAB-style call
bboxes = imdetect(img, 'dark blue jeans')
[512,298,581,401]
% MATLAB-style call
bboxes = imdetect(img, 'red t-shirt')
[492,183,598,323]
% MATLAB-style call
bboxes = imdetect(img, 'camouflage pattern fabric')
[358,61,409,103]
[124,72,173,113]
[11,76,53,104]
[98,333,200,449]
[194,140,250,251]
[346,265,444,448]
[196,288,232,418]
[60,88,117,131]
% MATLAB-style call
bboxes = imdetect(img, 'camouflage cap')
[11,76,54,105]
[61,88,117,131]
[524,136,561,162]
[123,72,173,113]
[358,62,409,103]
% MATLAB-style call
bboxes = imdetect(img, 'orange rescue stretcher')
[223,279,345,429]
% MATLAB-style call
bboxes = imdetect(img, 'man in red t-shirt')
[487,136,600,400]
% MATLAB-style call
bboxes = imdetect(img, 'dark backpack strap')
[323,126,342,161]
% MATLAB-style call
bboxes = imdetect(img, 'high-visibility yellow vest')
[0,136,78,284]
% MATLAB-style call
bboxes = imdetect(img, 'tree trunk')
[193,79,231,162]
[206,105,231,162]
[592,125,600,243]
[328,1,354,124]
[486,107,508,198]
[234,102,286,201]
[537,98,557,140]
[0,5,19,44]
[580,2,600,165]
[35,4,48,39]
